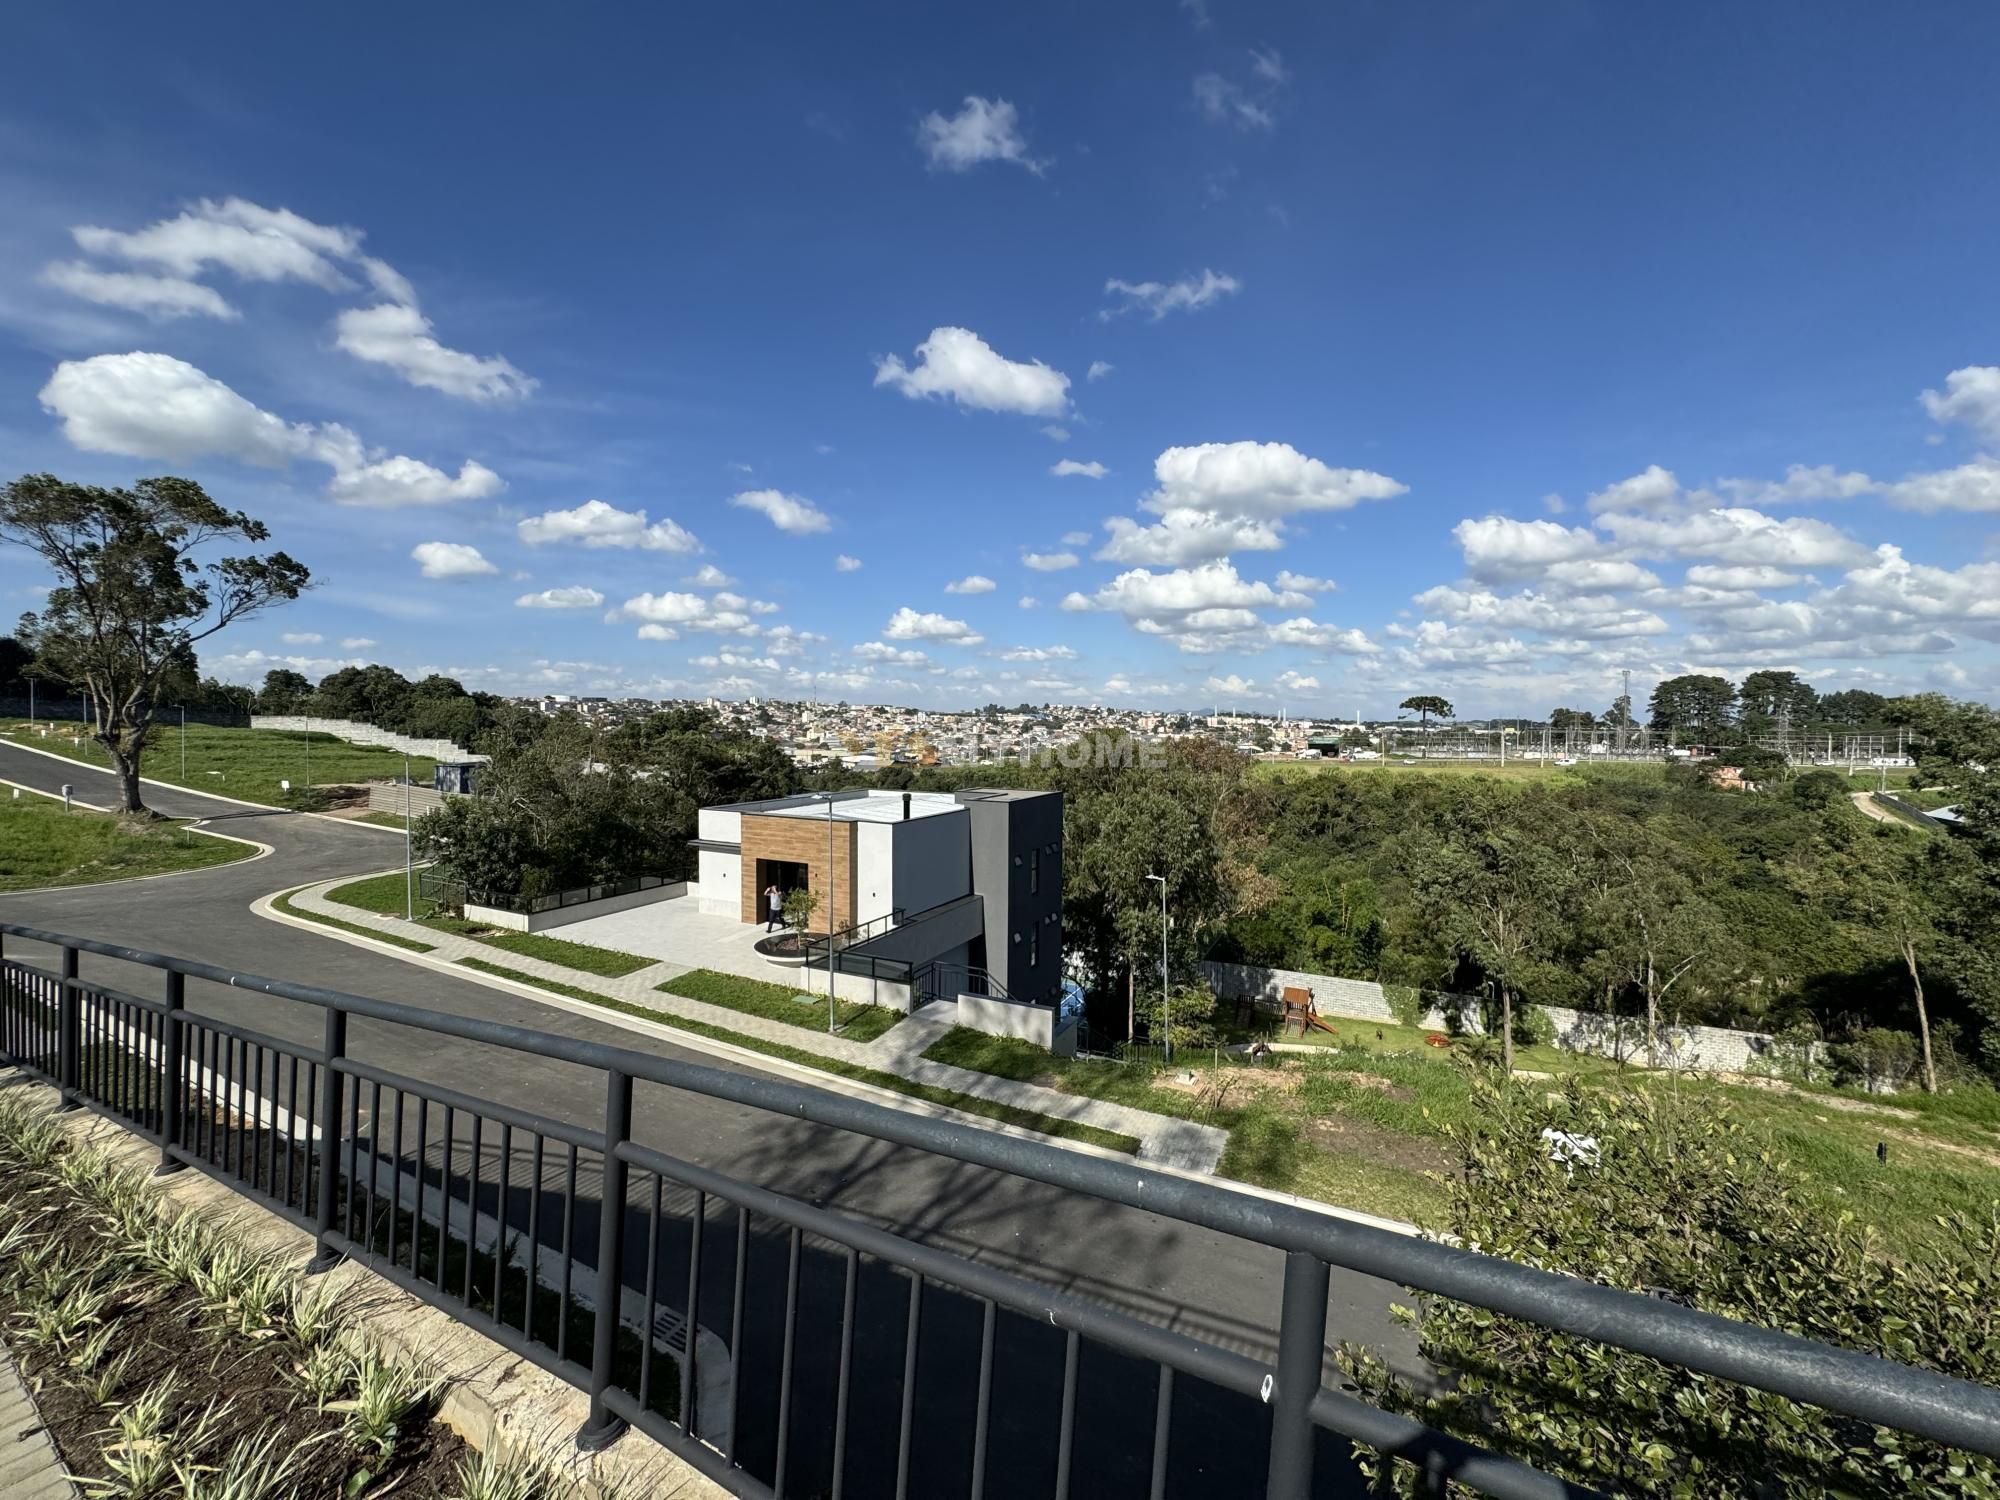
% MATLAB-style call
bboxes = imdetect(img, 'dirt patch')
[1325,1070,1417,1102]
[1713,1072,1922,1121]
[1303,1113,1455,1176]
[1158,1066,1300,1100]
[1878,1126,2000,1171]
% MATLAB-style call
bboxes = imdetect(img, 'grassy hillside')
[0,789,252,891]
[0,719,435,804]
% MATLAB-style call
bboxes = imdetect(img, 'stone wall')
[1202,959,1782,1074]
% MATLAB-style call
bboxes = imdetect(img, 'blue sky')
[4,2,1999,717]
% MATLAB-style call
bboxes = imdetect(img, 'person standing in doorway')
[765,882,783,931]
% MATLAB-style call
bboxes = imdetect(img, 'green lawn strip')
[454,957,1140,1154]
[656,967,901,1041]
[323,870,653,977]
[0,793,252,892]
[0,719,435,804]
[272,886,436,953]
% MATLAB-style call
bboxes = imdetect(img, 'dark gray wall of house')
[957,789,1063,1003]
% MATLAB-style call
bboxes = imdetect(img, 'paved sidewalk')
[281,877,1229,1171]
[0,1347,71,1500]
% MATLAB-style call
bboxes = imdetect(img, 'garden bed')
[0,1094,515,1500]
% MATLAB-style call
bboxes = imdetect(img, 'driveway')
[0,740,1420,1496]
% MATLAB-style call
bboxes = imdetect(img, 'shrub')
[1341,1076,2000,1496]
[1827,1026,1922,1093]
[1141,979,1221,1051]
[1513,1002,1556,1048]
[1382,983,1425,1030]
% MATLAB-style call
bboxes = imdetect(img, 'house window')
[1030,847,1039,896]
[1030,928,1038,969]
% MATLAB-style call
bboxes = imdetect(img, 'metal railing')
[421,870,685,917]
[7,919,2000,1499]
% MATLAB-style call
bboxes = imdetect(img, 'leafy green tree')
[1343,1077,2000,1496]
[0,474,308,813]
[1410,791,1578,1073]
[1817,688,1891,728]
[1398,694,1454,758]
[256,668,312,714]
[1739,668,1818,726]
[1603,692,1636,728]
[1647,673,1738,741]
[313,663,415,727]
[1548,706,1595,732]
[1585,827,1727,1066]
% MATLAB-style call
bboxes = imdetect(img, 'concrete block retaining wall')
[1202,959,1780,1073]
[252,715,481,763]
[366,782,452,817]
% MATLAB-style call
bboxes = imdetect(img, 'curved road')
[0,742,1414,1496]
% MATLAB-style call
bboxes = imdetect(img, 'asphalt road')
[0,743,1421,1497]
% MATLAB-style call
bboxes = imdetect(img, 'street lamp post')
[1145,872,1170,1066]
[181,706,187,783]
[403,751,415,922]
[811,791,840,1033]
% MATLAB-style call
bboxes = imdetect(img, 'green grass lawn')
[925,1023,2000,1242]
[0,719,435,805]
[454,957,1137,1153]
[657,968,902,1041]
[321,870,654,976]
[0,790,253,892]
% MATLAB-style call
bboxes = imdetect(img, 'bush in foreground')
[1342,1077,2000,1497]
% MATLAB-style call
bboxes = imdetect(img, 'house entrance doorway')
[754,858,809,928]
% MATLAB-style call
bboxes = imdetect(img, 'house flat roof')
[737,789,966,824]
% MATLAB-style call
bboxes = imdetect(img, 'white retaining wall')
[1202,960,1780,1073]
[953,992,1080,1057]
[252,716,483,764]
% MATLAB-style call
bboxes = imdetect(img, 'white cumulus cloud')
[883,607,983,645]
[412,542,497,579]
[916,96,1044,174]
[517,499,699,553]
[945,574,996,594]
[1051,459,1108,479]
[1022,550,1080,571]
[835,554,863,572]
[1087,360,1114,382]
[515,586,605,609]
[1921,366,2000,442]
[37,351,502,508]
[729,489,831,535]
[1100,269,1240,321]
[39,262,239,321]
[874,327,1069,417]
[334,303,535,403]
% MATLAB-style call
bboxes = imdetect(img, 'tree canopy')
[0,474,309,813]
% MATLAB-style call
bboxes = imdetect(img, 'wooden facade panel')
[739,813,856,933]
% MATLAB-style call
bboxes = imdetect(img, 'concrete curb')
[250,880,1422,1238]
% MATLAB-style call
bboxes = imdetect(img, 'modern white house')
[690,787,1067,1022]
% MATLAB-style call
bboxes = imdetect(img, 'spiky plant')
[173,1427,321,1500]
[293,1343,351,1410]
[449,1443,558,1500]
[87,1345,141,1407]
[284,1278,344,1350]
[330,1351,440,1484]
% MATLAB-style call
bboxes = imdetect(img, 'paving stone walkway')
[280,878,1229,1172]
[0,1347,71,1500]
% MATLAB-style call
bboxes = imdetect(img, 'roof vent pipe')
[902,791,912,821]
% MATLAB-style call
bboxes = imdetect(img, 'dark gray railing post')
[154,970,187,1176]
[55,945,82,1111]
[578,1067,633,1452]
[1265,1249,1331,1500]
[306,1006,348,1273]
